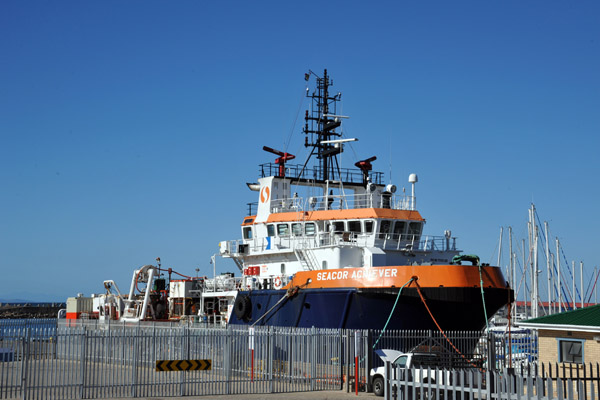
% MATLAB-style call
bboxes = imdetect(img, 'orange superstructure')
[265,208,424,224]
[285,264,508,290]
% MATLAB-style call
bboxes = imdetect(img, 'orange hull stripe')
[266,208,424,223]
[285,265,508,290]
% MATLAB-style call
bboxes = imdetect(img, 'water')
[0,318,58,337]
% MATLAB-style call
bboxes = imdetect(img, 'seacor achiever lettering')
[316,268,398,281]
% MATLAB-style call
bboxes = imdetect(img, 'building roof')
[518,304,600,333]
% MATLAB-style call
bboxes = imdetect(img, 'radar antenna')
[263,146,295,177]
[355,156,377,185]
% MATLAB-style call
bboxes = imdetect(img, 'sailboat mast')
[556,238,561,312]
[545,221,551,315]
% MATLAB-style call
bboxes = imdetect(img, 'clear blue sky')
[1,1,599,302]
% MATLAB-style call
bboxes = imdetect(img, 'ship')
[220,69,512,330]
[66,69,513,333]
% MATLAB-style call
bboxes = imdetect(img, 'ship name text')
[316,268,398,281]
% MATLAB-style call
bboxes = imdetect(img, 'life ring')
[233,295,251,320]
[274,276,282,289]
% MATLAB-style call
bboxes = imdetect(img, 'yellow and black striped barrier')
[155,359,211,372]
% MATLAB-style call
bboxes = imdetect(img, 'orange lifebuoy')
[274,276,282,289]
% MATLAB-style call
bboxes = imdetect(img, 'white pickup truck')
[370,349,451,397]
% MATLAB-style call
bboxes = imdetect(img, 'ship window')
[332,221,345,233]
[364,220,374,233]
[267,224,275,237]
[243,227,252,239]
[322,260,328,269]
[281,263,286,274]
[393,221,406,240]
[559,339,583,363]
[292,223,303,236]
[305,223,316,236]
[277,223,289,236]
[348,220,361,233]
[408,222,422,237]
[378,220,392,239]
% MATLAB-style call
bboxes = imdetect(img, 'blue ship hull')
[228,286,509,331]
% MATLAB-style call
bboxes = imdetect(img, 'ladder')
[294,248,319,271]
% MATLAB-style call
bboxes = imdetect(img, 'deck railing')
[223,233,457,257]
[268,192,416,213]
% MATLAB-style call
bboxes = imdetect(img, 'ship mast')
[303,69,343,182]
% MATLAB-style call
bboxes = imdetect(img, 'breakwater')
[0,303,65,319]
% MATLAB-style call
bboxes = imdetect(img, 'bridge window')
[393,221,406,240]
[243,227,252,239]
[277,223,289,236]
[267,224,275,237]
[408,222,422,238]
[348,220,361,233]
[305,223,316,236]
[292,223,302,236]
[378,220,392,239]
[364,220,374,233]
[332,221,345,233]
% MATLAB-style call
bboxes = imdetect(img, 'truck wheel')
[373,376,385,397]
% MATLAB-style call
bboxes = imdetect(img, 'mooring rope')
[371,277,415,350]
[251,282,306,327]
[478,263,490,331]
[410,277,483,371]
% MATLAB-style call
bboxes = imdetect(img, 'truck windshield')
[393,355,408,368]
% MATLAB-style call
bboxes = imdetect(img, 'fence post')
[384,360,390,400]
[180,326,186,397]
[225,326,232,395]
[131,327,138,398]
[365,330,372,393]
[269,326,274,393]
[339,329,344,390]
[80,328,87,400]
[345,330,350,393]
[20,328,29,400]
[311,327,316,391]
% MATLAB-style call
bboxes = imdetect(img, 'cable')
[410,278,483,371]
[284,84,308,153]
[478,262,490,331]
[371,277,415,350]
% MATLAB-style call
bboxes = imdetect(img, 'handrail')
[223,233,458,256]
[268,192,417,213]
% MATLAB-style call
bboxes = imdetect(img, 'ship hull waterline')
[229,264,512,331]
